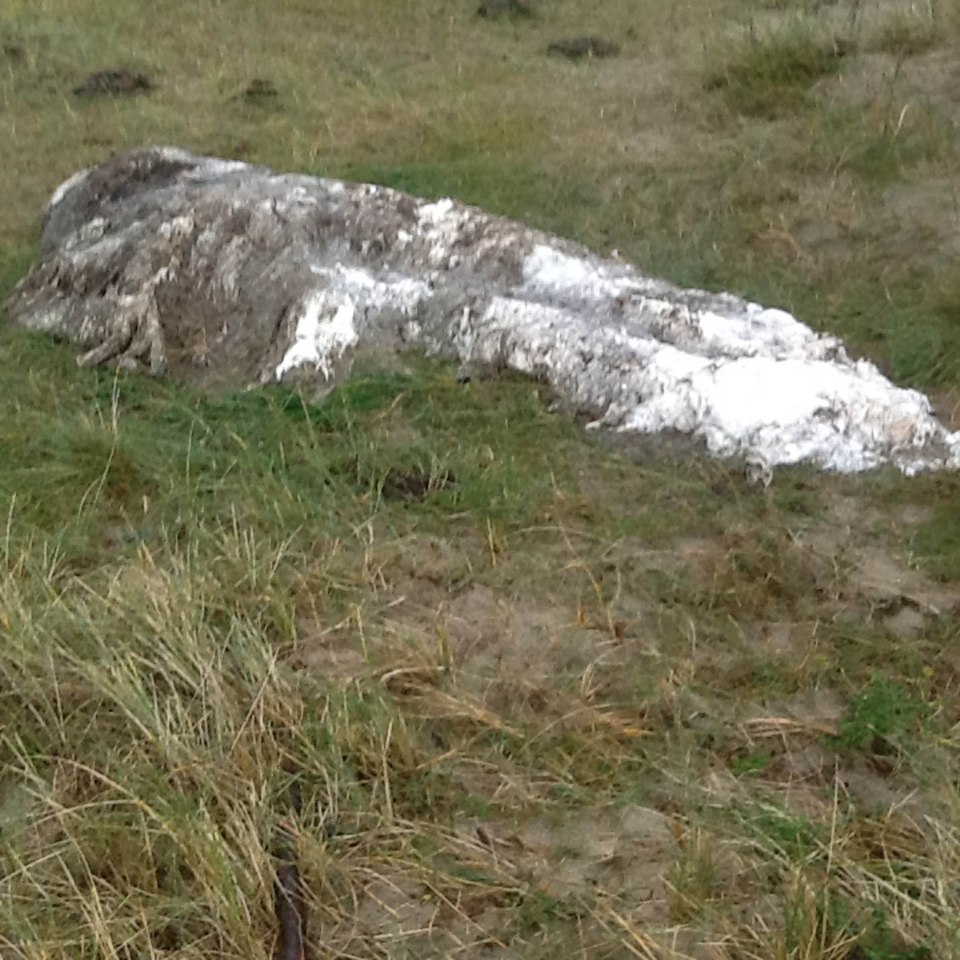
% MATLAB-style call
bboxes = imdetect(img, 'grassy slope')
[2,1,960,957]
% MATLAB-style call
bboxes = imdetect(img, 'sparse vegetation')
[2,0,960,958]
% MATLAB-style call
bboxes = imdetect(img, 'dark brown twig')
[274,774,307,960]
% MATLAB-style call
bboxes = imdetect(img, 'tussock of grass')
[705,23,851,117]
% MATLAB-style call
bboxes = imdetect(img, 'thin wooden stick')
[274,773,307,960]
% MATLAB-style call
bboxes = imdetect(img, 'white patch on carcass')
[418,198,457,222]
[312,263,431,313]
[523,244,614,297]
[276,292,358,381]
[618,354,946,473]
[180,155,250,178]
[276,265,430,380]
[673,305,839,361]
[158,215,195,242]
[416,198,471,267]
[522,243,659,303]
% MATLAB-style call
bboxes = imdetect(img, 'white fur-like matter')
[275,293,358,381]
[454,243,960,474]
[275,264,430,380]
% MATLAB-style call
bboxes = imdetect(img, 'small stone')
[546,36,620,60]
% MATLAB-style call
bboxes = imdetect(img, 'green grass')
[3,0,960,957]
[828,675,933,754]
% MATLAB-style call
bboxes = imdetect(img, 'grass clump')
[705,23,851,117]
[828,675,932,754]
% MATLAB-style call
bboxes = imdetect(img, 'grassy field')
[2,1,960,957]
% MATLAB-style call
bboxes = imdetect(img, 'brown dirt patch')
[797,494,960,615]
[310,803,677,956]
